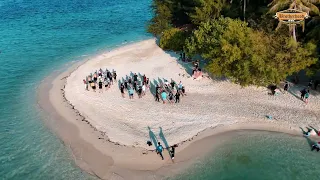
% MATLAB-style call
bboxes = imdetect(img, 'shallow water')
[172,131,320,180]
[0,0,151,179]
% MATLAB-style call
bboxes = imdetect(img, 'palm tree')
[269,0,320,41]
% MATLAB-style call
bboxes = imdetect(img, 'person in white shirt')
[142,84,146,95]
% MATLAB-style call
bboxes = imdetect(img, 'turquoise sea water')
[1,1,320,180]
[0,0,152,179]
[172,131,320,180]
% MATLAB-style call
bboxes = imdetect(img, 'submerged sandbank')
[38,39,320,179]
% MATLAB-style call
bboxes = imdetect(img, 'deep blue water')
[0,0,152,179]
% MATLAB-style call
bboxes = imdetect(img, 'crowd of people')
[118,73,149,99]
[83,68,117,92]
[82,69,188,104]
[154,79,186,104]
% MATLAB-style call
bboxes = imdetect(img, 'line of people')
[83,68,117,92]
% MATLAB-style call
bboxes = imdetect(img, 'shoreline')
[37,39,320,179]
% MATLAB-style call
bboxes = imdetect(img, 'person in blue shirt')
[156,142,164,160]
[128,88,134,99]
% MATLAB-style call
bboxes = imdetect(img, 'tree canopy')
[147,0,320,86]
[185,17,317,86]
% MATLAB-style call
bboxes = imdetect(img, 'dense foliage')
[159,28,187,51]
[186,18,317,86]
[147,0,320,86]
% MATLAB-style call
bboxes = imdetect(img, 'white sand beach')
[65,39,320,148]
[39,39,320,179]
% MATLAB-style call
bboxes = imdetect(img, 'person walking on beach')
[90,81,96,92]
[120,83,125,98]
[181,86,186,96]
[156,142,164,160]
[175,91,180,103]
[128,87,134,99]
[170,144,178,160]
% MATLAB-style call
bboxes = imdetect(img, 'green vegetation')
[147,0,320,86]
[159,28,187,51]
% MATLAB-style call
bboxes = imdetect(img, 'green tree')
[185,17,317,86]
[159,28,187,51]
[147,0,173,36]
[190,0,225,25]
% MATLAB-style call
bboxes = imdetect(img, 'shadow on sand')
[148,126,158,149]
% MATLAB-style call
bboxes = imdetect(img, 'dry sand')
[38,39,320,179]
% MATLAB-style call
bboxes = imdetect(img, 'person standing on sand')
[138,85,142,98]
[161,91,167,104]
[178,81,183,91]
[175,91,180,103]
[98,80,103,93]
[120,83,125,98]
[300,88,307,100]
[133,81,137,91]
[170,79,175,89]
[83,79,88,91]
[155,86,160,102]
[146,78,150,88]
[142,83,146,96]
[143,74,147,85]
[128,77,132,85]
[113,70,117,81]
[156,142,164,160]
[124,80,128,90]
[133,73,138,82]
[128,87,134,99]
[284,82,289,92]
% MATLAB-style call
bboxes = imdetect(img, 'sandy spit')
[37,39,320,179]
